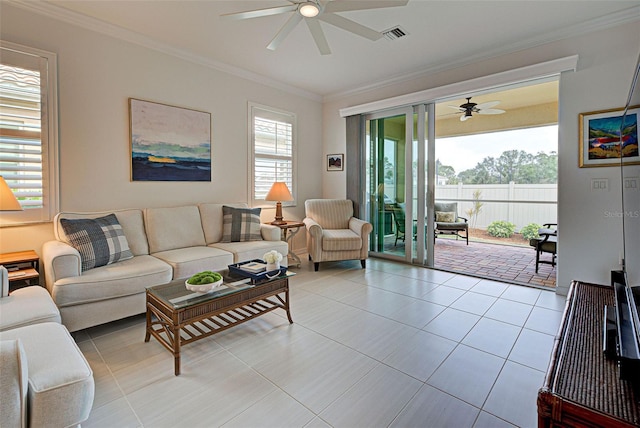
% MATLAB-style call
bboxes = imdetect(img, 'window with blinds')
[0,41,58,225]
[250,104,296,206]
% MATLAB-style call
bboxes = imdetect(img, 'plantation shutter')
[0,41,58,224]
[250,105,296,205]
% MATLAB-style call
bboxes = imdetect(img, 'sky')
[435,125,558,173]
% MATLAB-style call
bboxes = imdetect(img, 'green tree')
[495,150,533,183]
[534,151,558,183]
[436,159,457,184]
[456,150,557,184]
[458,156,499,184]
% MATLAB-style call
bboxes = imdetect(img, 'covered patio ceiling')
[435,80,559,139]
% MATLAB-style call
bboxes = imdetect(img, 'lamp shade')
[265,182,293,202]
[0,176,22,211]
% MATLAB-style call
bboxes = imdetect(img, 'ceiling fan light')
[299,2,320,17]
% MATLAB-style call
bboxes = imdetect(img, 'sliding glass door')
[364,106,434,265]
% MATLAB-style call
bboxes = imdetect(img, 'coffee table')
[145,270,294,375]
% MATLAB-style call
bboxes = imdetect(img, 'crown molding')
[325,5,640,102]
[6,0,323,102]
[7,1,639,105]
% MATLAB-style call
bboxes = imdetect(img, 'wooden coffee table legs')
[145,306,183,375]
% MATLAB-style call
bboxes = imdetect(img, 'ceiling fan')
[221,0,409,55]
[449,97,506,121]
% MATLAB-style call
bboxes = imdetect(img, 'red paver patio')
[433,238,556,289]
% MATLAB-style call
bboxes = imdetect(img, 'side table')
[270,221,305,267]
[0,250,40,291]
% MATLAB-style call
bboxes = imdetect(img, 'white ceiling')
[16,0,640,98]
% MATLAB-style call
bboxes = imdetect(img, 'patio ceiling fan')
[449,97,506,121]
[221,0,409,55]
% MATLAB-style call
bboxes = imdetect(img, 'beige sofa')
[42,203,288,332]
[0,286,94,427]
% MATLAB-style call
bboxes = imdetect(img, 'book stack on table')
[240,262,267,274]
[228,259,287,283]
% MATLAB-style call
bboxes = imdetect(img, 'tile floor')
[75,258,567,428]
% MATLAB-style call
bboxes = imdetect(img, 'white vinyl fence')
[435,182,557,231]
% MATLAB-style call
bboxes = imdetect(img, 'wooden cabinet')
[0,250,40,291]
[538,281,640,427]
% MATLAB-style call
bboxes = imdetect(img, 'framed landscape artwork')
[579,105,639,167]
[327,153,344,171]
[129,98,212,181]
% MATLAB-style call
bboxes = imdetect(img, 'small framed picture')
[579,105,639,167]
[327,153,344,171]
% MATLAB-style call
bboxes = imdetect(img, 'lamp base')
[271,201,287,226]
[271,201,286,226]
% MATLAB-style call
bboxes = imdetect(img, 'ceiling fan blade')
[475,100,501,110]
[319,13,382,41]
[221,4,297,20]
[448,105,463,111]
[267,13,303,51]
[324,0,409,13]
[306,19,331,55]
[478,108,506,115]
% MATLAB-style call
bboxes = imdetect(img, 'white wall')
[0,4,323,257]
[323,21,640,294]
[2,5,639,292]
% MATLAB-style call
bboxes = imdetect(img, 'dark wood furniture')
[538,281,640,427]
[0,250,40,290]
[145,271,293,375]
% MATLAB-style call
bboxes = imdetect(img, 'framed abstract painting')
[129,98,212,181]
[579,105,639,167]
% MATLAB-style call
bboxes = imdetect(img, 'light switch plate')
[623,177,639,190]
[591,178,609,191]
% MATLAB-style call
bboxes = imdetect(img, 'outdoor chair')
[391,203,406,246]
[434,202,469,245]
[529,223,557,273]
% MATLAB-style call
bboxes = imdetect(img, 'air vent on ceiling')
[382,26,408,41]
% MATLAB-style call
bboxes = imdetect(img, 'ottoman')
[0,322,94,427]
[0,286,61,331]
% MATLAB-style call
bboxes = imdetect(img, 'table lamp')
[265,182,293,225]
[0,176,22,297]
[0,176,22,211]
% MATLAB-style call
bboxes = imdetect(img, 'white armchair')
[303,199,373,271]
[0,287,94,428]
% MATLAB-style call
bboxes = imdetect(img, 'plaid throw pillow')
[220,206,262,243]
[60,214,134,271]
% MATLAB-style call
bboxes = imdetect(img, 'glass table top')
[147,270,294,309]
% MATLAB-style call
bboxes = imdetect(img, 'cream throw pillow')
[435,211,456,223]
